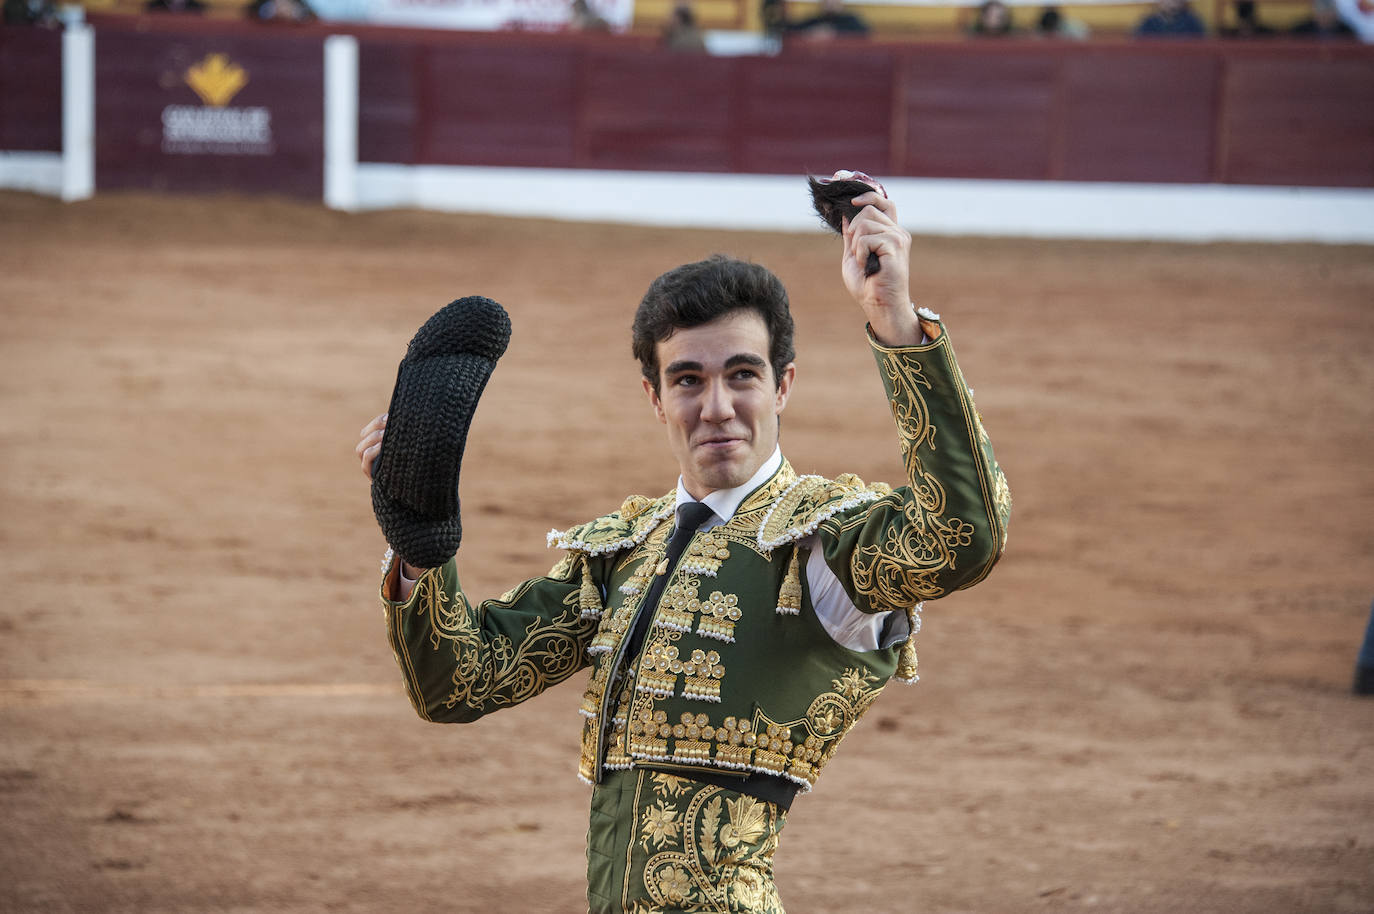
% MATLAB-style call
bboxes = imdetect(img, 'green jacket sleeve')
[817,323,1011,612]
[379,551,607,723]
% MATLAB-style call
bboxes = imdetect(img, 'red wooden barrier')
[0,27,63,153]
[351,28,1372,187]
[3,18,1372,191]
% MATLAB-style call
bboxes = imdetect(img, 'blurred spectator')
[969,0,1015,35]
[1036,5,1091,38]
[1134,0,1206,35]
[570,0,611,31]
[3,0,57,25]
[247,0,314,20]
[789,0,871,39]
[146,0,206,11]
[1220,0,1274,35]
[1290,0,1356,36]
[761,0,786,35]
[663,0,708,51]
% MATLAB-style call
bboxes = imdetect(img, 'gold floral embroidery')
[656,865,693,905]
[849,495,956,605]
[804,667,882,770]
[641,801,682,850]
[719,796,767,852]
[633,773,786,914]
[408,566,596,715]
[651,771,689,798]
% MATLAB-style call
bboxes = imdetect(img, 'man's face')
[643,310,795,500]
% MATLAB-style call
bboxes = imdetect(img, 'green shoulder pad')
[547,493,675,557]
[757,474,893,550]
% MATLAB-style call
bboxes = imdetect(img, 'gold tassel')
[578,556,602,619]
[775,548,802,616]
[895,607,920,682]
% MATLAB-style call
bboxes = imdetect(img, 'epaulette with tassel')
[757,473,893,551]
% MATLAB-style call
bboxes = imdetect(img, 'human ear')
[774,363,796,414]
[642,376,667,424]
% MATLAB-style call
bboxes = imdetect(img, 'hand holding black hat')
[370,296,512,569]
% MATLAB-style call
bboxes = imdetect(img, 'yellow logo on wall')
[184,54,248,108]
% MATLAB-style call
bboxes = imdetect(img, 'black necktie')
[623,501,717,661]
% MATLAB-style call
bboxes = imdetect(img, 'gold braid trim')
[846,347,976,606]
[756,473,890,551]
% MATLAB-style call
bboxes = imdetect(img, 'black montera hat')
[372,296,511,568]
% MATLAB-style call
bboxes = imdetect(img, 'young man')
[356,190,1010,913]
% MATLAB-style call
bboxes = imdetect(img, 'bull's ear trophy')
[807,169,889,277]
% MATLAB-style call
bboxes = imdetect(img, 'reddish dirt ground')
[1,189,1372,913]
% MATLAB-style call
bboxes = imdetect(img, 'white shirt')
[675,446,909,652]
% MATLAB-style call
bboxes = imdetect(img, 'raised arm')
[358,412,606,722]
[817,191,1011,615]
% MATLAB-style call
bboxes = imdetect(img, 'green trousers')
[587,768,788,914]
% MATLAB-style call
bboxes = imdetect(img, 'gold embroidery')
[679,531,732,576]
[641,801,682,850]
[756,471,891,550]
[638,642,681,699]
[611,670,885,790]
[549,494,673,555]
[804,667,882,770]
[680,650,724,703]
[849,495,956,604]
[734,463,797,520]
[655,575,701,633]
[410,569,595,715]
[696,591,742,642]
[634,772,786,914]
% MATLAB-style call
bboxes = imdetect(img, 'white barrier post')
[324,34,359,212]
[61,22,94,202]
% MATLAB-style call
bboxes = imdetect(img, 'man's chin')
[693,455,759,493]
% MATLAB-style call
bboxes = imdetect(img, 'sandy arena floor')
[1,189,1372,913]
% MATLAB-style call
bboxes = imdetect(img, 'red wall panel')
[735,50,893,176]
[1059,53,1219,183]
[899,53,1058,180]
[359,41,419,165]
[27,20,1374,195]
[419,44,578,167]
[0,26,63,153]
[580,50,735,171]
[1222,58,1374,187]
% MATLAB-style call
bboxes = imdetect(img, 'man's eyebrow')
[663,360,703,376]
[724,354,768,370]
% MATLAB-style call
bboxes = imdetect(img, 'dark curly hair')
[632,255,796,393]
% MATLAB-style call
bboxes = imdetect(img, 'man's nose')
[700,380,735,423]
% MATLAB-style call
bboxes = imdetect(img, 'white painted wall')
[353,164,1374,244]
